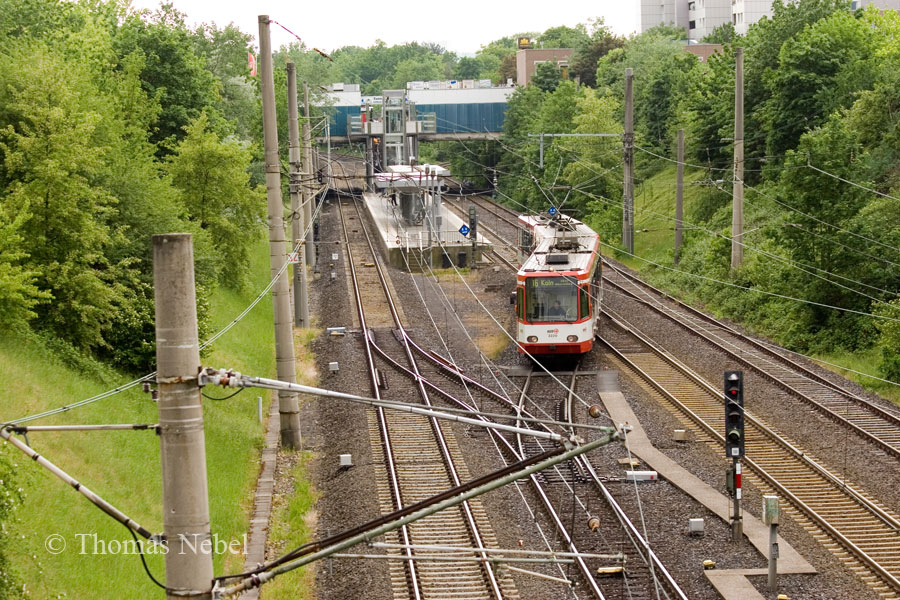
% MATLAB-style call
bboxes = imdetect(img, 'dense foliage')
[485,4,900,383]
[0,0,266,371]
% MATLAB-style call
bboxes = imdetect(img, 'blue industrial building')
[323,84,513,138]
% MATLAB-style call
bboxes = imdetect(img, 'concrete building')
[732,0,774,35]
[515,48,573,86]
[688,0,732,40]
[641,0,690,32]
[853,0,900,9]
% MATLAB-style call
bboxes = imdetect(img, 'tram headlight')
[567,335,578,342]
[527,336,538,343]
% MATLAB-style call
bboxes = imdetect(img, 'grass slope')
[0,236,278,598]
[626,165,899,405]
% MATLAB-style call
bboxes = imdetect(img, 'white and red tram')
[513,213,602,355]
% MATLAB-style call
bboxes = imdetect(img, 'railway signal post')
[763,495,780,590]
[725,370,745,542]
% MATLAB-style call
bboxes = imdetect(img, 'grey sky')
[129,0,640,55]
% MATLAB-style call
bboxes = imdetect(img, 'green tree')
[192,22,261,142]
[564,90,623,233]
[701,23,736,44]
[532,61,562,92]
[742,0,850,170]
[538,24,590,49]
[596,27,699,150]
[0,44,135,350]
[391,54,445,88]
[770,117,878,348]
[570,19,625,87]
[0,202,49,325]
[874,300,900,381]
[113,3,221,150]
[166,112,265,290]
[761,9,879,159]
[455,56,481,79]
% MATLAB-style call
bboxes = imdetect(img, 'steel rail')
[465,195,523,229]
[337,197,422,599]
[375,194,687,597]
[399,296,690,598]
[604,256,900,410]
[598,313,900,595]
[348,195,506,599]
[602,260,900,459]
[513,370,607,599]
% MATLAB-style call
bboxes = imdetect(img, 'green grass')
[260,452,318,600]
[812,347,900,407]
[0,236,281,598]
[620,165,708,269]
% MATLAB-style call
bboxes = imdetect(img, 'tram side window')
[518,228,533,256]
[525,277,578,322]
[580,285,590,319]
[516,287,524,320]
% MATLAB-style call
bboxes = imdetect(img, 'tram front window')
[525,277,578,322]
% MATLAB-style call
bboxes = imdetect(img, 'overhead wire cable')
[807,162,900,204]
[445,127,900,307]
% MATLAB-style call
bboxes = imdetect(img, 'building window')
[689,20,696,29]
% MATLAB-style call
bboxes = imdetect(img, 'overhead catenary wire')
[339,158,670,598]
[325,151,689,598]
[326,171,587,592]
[440,122,900,315]
[631,139,900,257]
[807,161,900,205]
[429,127,900,395]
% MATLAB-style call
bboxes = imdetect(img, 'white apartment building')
[732,0,774,35]
[853,0,900,9]
[642,0,900,40]
[640,0,690,33]
[688,0,732,40]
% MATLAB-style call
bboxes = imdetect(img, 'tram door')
[517,228,533,264]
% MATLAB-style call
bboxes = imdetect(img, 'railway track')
[338,195,516,600]
[509,366,688,600]
[599,311,900,599]
[442,197,518,268]
[437,193,687,598]
[602,261,900,459]
[453,192,900,597]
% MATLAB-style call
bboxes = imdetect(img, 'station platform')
[362,191,491,271]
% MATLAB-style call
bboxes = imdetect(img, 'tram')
[513,213,601,355]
